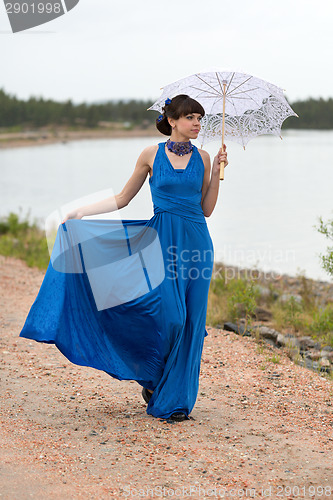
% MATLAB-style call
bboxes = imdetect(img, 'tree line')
[0,89,153,128]
[0,88,332,129]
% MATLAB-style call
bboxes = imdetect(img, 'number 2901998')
[5,3,62,14]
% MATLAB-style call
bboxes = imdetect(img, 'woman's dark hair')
[155,94,205,136]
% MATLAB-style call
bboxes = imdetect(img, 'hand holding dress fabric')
[62,210,82,224]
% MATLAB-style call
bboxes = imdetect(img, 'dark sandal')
[142,388,153,404]
[168,412,189,422]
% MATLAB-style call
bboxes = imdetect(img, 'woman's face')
[170,112,203,140]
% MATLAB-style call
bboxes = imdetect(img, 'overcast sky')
[1,0,332,104]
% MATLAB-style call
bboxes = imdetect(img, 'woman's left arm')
[200,145,228,217]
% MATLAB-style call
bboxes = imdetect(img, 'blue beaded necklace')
[166,139,193,156]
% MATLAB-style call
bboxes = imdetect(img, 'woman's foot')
[168,412,189,422]
[142,388,153,404]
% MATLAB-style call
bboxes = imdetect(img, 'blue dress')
[19,141,214,419]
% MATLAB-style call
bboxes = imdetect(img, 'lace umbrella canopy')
[148,70,298,179]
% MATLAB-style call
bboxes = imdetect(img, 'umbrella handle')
[219,160,225,180]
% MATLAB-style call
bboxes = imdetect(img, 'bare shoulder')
[139,144,159,166]
[197,147,211,167]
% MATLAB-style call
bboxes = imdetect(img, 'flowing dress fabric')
[19,142,214,419]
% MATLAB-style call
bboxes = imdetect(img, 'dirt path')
[1,255,332,499]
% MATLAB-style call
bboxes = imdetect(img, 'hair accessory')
[166,139,193,156]
[157,114,164,123]
[165,98,172,105]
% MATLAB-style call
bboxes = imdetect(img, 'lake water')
[1,130,332,282]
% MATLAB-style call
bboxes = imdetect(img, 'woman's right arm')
[62,146,156,223]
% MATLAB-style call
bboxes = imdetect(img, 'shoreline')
[1,126,332,151]
[0,126,162,149]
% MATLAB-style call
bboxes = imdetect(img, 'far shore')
[0,126,163,150]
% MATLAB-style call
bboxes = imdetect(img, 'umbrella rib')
[189,86,222,98]
[194,75,224,97]
[215,72,225,95]
[228,93,263,108]
[225,72,235,94]
[196,95,227,99]
[229,87,261,96]
[227,76,253,96]
[225,95,260,101]
[242,93,263,108]
[209,95,224,115]
[227,96,241,121]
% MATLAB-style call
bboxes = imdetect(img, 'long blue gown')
[19,141,214,419]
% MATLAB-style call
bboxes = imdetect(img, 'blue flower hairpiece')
[157,98,171,123]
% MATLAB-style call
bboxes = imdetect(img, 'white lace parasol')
[148,70,298,149]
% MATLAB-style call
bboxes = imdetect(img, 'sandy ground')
[0,254,332,499]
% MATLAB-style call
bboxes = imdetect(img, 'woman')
[20,94,228,422]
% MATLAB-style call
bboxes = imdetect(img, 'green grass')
[0,211,49,269]
[207,264,333,348]
[0,125,24,133]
